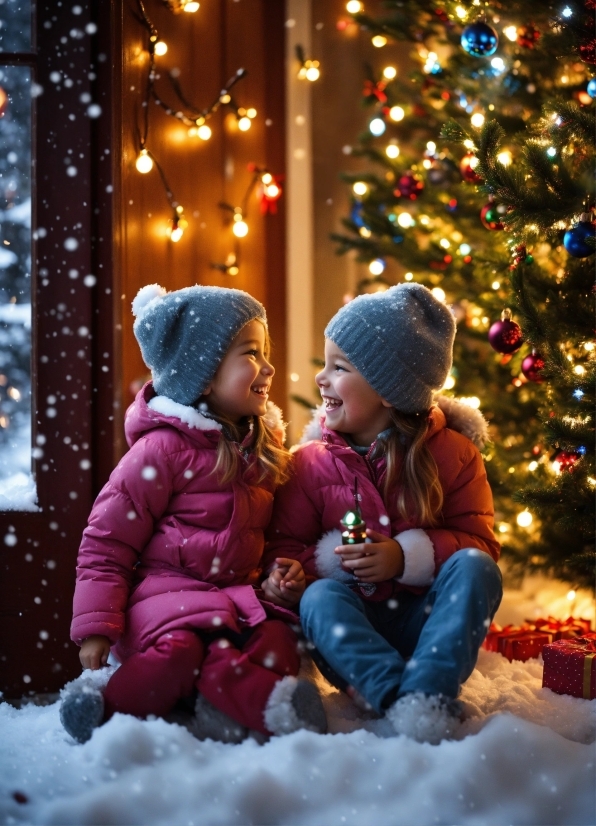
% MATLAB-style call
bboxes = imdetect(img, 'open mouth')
[251,385,269,397]
[322,395,342,411]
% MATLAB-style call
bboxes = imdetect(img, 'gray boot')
[185,694,249,744]
[264,677,327,736]
[60,686,104,743]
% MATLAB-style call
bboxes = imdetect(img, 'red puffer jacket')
[264,396,500,596]
[71,382,292,660]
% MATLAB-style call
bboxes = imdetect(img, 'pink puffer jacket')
[71,382,290,660]
[264,396,500,596]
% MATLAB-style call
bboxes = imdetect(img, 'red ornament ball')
[516,24,540,49]
[488,317,523,354]
[553,450,580,471]
[521,351,545,382]
[394,171,424,200]
[460,152,482,183]
[480,201,507,230]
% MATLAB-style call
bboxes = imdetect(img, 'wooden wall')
[118,0,287,420]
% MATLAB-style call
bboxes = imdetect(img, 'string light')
[503,25,517,41]
[470,113,485,128]
[383,66,397,79]
[497,150,512,166]
[443,374,456,390]
[459,243,472,255]
[136,149,154,174]
[385,144,400,159]
[397,212,414,228]
[455,6,467,18]
[232,214,249,238]
[404,272,414,281]
[369,259,385,275]
[372,35,387,47]
[181,0,200,11]
[431,287,446,302]
[346,0,363,12]
[238,116,251,131]
[516,510,533,528]
[389,106,404,121]
[353,181,369,196]
[369,117,386,135]
[153,40,168,56]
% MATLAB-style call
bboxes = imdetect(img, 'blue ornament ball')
[563,219,596,258]
[350,202,366,228]
[587,78,596,99]
[461,22,499,57]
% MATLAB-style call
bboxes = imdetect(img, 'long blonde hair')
[383,407,443,526]
[200,324,292,488]
[210,411,292,487]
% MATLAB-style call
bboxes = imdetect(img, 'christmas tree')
[333,0,595,587]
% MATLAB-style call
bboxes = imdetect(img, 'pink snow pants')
[103,620,301,735]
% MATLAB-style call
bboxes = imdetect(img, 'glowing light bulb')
[372,35,387,47]
[170,226,183,242]
[232,220,249,238]
[443,375,456,390]
[528,461,538,471]
[439,238,451,249]
[369,117,386,136]
[471,113,485,128]
[247,107,257,118]
[197,124,212,140]
[385,144,400,159]
[238,116,251,131]
[353,181,368,196]
[346,0,363,12]
[459,243,472,255]
[455,6,467,19]
[491,57,505,72]
[389,105,405,121]
[383,66,397,79]
[369,259,385,275]
[562,6,572,17]
[265,184,280,198]
[492,280,500,290]
[404,272,414,281]
[497,150,512,166]
[397,212,414,228]
[504,25,517,41]
[228,266,239,276]
[183,0,200,11]
[546,146,556,157]
[261,173,273,185]
[426,141,436,153]
[135,149,153,174]
[567,589,577,601]
[584,342,594,351]
[516,510,533,528]
[154,40,168,56]
[431,287,446,302]
[305,65,320,81]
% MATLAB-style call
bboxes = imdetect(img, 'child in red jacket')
[263,283,502,744]
[60,284,326,744]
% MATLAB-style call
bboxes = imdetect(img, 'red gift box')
[531,616,592,640]
[483,623,552,662]
[483,617,593,662]
[542,637,596,699]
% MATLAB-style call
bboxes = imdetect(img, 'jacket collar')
[300,394,490,451]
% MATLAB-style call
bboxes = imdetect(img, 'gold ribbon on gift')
[583,652,596,699]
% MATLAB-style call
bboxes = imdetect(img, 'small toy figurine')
[340,478,377,596]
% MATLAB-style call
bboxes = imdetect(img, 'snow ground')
[1,644,595,826]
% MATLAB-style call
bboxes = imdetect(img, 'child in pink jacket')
[263,284,502,744]
[60,284,326,743]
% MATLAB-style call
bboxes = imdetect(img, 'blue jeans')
[299,548,502,713]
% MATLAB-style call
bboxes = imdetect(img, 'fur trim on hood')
[300,395,490,450]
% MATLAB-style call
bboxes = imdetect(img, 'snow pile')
[1,650,594,825]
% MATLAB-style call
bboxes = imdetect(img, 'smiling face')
[315,338,393,447]
[202,319,274,422]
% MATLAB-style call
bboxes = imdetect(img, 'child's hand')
[79,635,111,670]
[261,558,305,607]
[335,529,404,582]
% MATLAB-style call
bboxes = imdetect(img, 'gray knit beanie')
[132,284,267,405]
[324,283,456,413]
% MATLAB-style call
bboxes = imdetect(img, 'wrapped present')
[542,637,596,699]
[529,616,592,640]
[483,624,552,662]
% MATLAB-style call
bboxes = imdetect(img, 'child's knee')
[443,549,502,591]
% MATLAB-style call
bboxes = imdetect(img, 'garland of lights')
[133,0,282,259]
